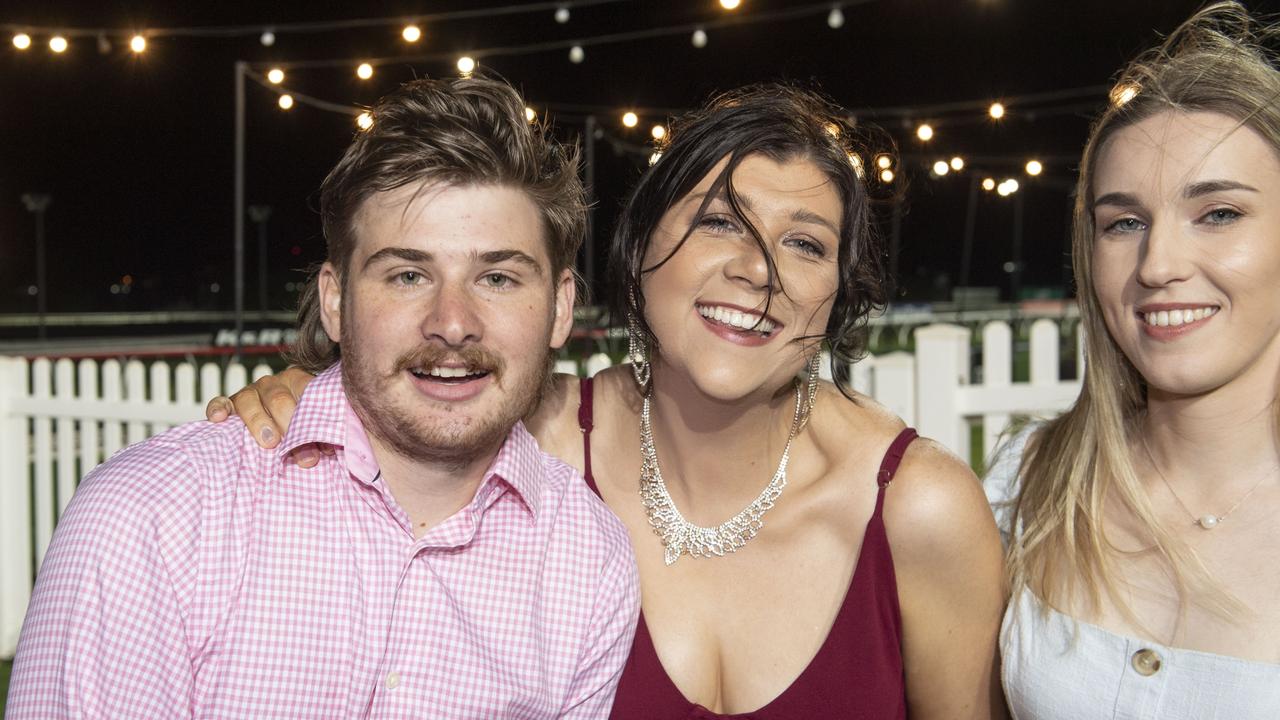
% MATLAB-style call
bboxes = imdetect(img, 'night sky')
[0,0,1237,316]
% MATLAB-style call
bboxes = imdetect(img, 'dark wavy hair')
[288,74,585,372]
[608,83,890,388]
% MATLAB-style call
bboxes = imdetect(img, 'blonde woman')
[985,3,1280,717]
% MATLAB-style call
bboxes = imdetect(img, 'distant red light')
[290,245,302,256]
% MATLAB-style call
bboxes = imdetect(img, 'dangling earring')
[628,311,651,393]
[798,352,821,431]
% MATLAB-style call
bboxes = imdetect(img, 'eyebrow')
[1184,179,1259,198]
[360,246,544,276]
[688,190,840,235]
[1093,180,1261,212]
[480,249,544,276]
[363,247,431,270]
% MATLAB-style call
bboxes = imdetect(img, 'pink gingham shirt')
[8,364,639,719]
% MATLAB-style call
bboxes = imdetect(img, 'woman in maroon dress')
[211,83,1005,719]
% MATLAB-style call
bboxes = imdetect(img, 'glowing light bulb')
[692,29,708,48]
[129,34,146,53]
[525,107,537,123]
[950,156,964,171]
[622,112,639,128]
[260,30,276,47]
[456,56,476,74]
[651,124,666,140]
[875,154,892,170]
[569,45,584,63]
[879,168,895,183]
[356,62,374,80]
[720,0,741,9]
[933,161,949,176]
[555,6,570,23]
[49,35,68,53]
[1003,178,1019,194]
[916,123,934,141]
[267,67,285,84]
[278,94,294,110]
[989,102,1005,119]
[402,25,422,43]
[982,177,996,191]
[828,7,845,29]
[1025,160,1043,176]
[13,33,31,50]
[356,112,374,130]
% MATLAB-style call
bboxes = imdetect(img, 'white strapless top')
[985,427,1280,720]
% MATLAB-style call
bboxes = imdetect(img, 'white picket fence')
[0,320,1083,659]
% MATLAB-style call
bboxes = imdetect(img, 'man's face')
[319,182,575,468]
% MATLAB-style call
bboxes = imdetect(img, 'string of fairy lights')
[5,0,1140,199]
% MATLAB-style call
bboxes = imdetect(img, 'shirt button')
[385,671,401,689]
[1131,648,1162,676]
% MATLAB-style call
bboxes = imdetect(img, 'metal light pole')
[234,61,247,360]
[582,115,597,294]
[958,174,980,309]
[1010,189,1025,316]
[248,205,272,311]
[21,193,51,340]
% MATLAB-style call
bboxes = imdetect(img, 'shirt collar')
[277,363,346,457]
[277,361,544,521]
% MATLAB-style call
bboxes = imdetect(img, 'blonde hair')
[1008,2,1280,624]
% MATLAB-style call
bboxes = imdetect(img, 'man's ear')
[317,262,343,344]
[548,268,577,351]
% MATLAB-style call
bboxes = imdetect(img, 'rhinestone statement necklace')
[639,384,803,565]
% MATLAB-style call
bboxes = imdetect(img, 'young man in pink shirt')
[7,76,639,719]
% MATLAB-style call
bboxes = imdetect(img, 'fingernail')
[259,427,276,446]
[296,448,320,467]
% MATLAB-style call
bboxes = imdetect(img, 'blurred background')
[0,0,1221,353]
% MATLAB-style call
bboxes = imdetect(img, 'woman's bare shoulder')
[884,438,1002,566]
[808,383,909,466]
[524,372,583,463]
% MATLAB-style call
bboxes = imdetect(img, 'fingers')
[283,367,316,400]
[230,384,283,449]
[294,445,322,468]
[205,396,233,422]
[261,383,302,433]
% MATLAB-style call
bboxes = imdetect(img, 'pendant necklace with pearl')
[1141,435,1274,530]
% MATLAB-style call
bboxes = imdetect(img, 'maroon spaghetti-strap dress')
[578,377,914,719]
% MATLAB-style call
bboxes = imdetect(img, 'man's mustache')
[392,343,505,378]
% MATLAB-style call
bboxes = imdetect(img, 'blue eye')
[1105,217,1147,234]
[698,214,741,234]
[786,236,826,258]
[1202,207,1242,225]
[481,273,513,288]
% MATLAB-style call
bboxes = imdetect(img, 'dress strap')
[876,428,919,488]
[577,377,601,496]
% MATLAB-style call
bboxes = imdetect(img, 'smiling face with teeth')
[1090,110,1280,398]
[318,181,575,469]
[639,154,842,401]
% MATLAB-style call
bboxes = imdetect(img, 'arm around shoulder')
[558,528,640,719]
[7,442,202,719]
[885,439,1008,720]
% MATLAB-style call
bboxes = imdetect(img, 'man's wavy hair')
[289,75,586,372]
